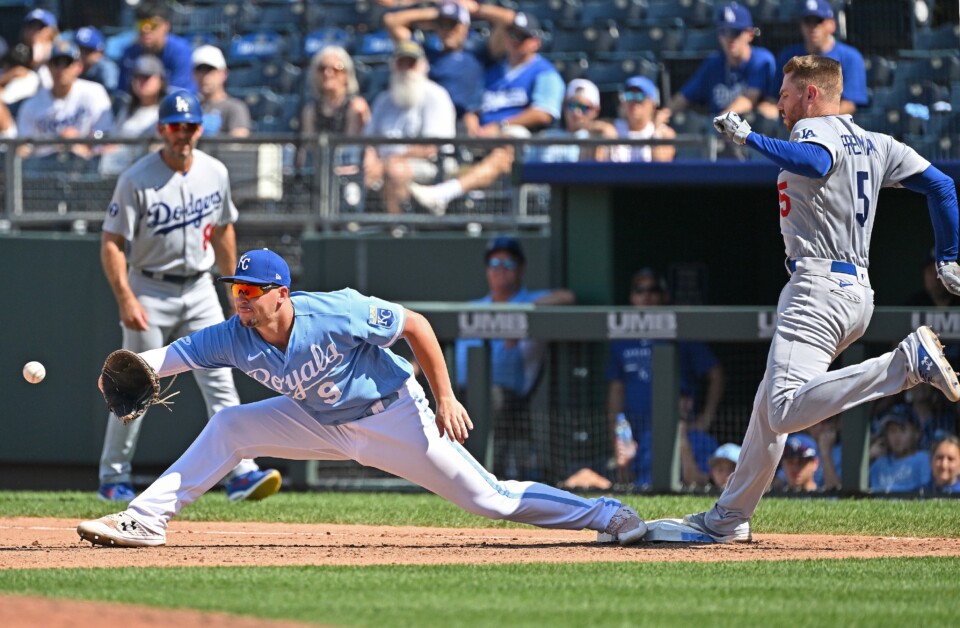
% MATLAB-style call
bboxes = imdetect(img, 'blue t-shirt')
[81,57,120,94]
[869,451,932,493]
[427,45,488,119]
[681,47,777,114]
[171,290,413,425]
[924,477,960,494]
[119,34,196,93]
[776,41,867,106]
[478,54,564,126]
[454,287,551,396]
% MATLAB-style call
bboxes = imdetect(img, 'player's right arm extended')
[745,133,833,178]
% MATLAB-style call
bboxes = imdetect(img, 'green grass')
[2,491,959,537]
[1,558,958,627]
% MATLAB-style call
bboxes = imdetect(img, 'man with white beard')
[363,40,456,214]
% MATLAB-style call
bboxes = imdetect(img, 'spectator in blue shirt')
[75,26,119,94]
[778,434,820,492]
[659,2,777,125]
[870,406,932,493]
[773,0,867,115]
[118,0,195,94]
[927,435,960,494]
[455,236,575,479]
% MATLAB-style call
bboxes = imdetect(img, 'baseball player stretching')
[78,249,647,547]
[98,91,281,503]
[683,55,960,543]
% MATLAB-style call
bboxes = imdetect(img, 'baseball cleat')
[597,504,648,546]
[408,182,449,216]
[98,482,136,502]
[77,512,166,547]
[914,326,960,402]
[681,511,752,544]
[226,468,282,502]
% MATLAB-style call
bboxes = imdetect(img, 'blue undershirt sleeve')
[901,166,960,261]
[744,133,833,178]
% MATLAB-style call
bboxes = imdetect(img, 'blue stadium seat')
[225,62,267,91]
[914,24,960,51]
[682,27,720,53]
[228,31,287,64]
[616,23,684,55]
[578,0,638,28]
[902,133,951,161]
[659,52,710,93]
[547,54,590,83]
[516,0,583,27]
[183,31,223,51]
[864,55,895,89]
[548,24,619,55]
[583,58,637,91]
[243,89,300,133]
[171,3,240,37]
[303,28,355,58]
[253,1,310,34]
[309,1,379,32]
[644,0,714,26]
[356,29,395,57]
[846,0,916,56]
[355,61,390,101]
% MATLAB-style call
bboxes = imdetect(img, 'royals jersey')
[778,115,930,267]
[102,150,238,275]
[171,290,414,424]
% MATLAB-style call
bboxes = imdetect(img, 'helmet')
[158,90,203,124]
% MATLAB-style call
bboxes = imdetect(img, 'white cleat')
[682,511,752,544]
[913,326,960,402]
[597,504,648,546]
[77,512,166,547]
[408,182,449,216]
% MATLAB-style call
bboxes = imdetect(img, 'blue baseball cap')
[49,40,80,62]
[624,76,660,106]
[218,249,291,287]
[879,404,919,431]
[802,0,834,20]
[24,8,57,28]
[158,90,203,124]
[709,442,741,466]
[438,1,470,26]
[485,235,525,264]
[75,26,105,52]
[717,2,753,31]
[783,434,819,460]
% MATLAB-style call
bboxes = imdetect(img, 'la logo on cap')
[723,6,736,22]
[176,96,189,112]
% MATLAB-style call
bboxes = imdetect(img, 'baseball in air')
[23,361,46,384]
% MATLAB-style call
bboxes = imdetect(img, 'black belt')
[359,392,401,419]
[141,270,205,284]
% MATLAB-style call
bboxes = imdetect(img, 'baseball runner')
[98,91,281,503]
[683,55,960,542]
[78,249,647,547]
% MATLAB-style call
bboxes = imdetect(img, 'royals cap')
[485,235,525,263]
[624,76,660,106]
[218,249,291,287]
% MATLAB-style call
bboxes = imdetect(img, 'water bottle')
[614,413,637,484]
[615,413,633,445]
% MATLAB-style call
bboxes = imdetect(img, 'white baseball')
[23,361,46,384]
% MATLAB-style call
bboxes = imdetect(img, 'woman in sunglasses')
[528,78,617,163]
[608,76,676,163]
[100,54,168,175]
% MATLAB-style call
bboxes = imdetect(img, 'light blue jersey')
[171,290,413,424]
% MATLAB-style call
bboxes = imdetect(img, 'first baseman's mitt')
[100,350,178,425]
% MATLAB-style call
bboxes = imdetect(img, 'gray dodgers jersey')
[102,150,238,275]
[779,115,929,268]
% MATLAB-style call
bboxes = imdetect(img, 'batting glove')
[937,260,960,295]
[713,112,752,145]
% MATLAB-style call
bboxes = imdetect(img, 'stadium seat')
[303,28,355,58]
[753,20,797,56]
[894,56,960,91]
[682,27,720,53]
[183,31,222,50]
[356,29,395,57]
[355,61,390,101]
[308,1,379,33]
[846,0,916,56]
[643,0,714,26]
[548,24,619,55]
[616,23,684,55]
[864,55,895,89]
[171,3,240,37]
[243,89,300,133]
[583,58,637,91]
[549,54,590,83]
[902,133,950,161]
[228,31,286,64]
[516,0,583,28]
[578,0,634,28]
[913,23,960,51]
[253,1,310,34]
[659,52,710,93]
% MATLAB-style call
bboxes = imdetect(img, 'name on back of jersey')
[841,133,876,157]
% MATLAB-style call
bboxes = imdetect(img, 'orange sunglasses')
[230,283,278,299]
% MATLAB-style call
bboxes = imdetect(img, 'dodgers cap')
[158,90,203,124]
[717,2,753,31]
[783,434,819,460]
[218,249,292,287]
[485,235,525,264]
[75,26,105,52]
[802,0,834,20]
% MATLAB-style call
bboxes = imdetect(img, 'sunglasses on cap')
[230,283,280,299]
[164,122,201,134]
[488,257,518,270]
[622,90,648,103]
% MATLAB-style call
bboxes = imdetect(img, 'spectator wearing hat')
[407,10,563,214]
[869,405,931,493]
[76,26,119,94]
[363,39,456,214]
[191,46,250,137]
[708,443,741,490]
[100,55,168,176]
[607,268,725,489]
[609,76,677,163]
[926,435,960,495]
[529,79,619,163]
[773,0,867,115]
[454,235,575,479]
[658,2,777,125]
[777,433,820,492]
[385,0,514,122]
[16,39,113,162]
[20,8,58,87]
[0,42,40,112]
[118,0,195,94]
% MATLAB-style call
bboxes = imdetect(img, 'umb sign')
[606,311,677,339]
[458,311,528,339]
[911,311,960,340]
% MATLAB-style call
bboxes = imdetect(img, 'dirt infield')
[4,516,960,626]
